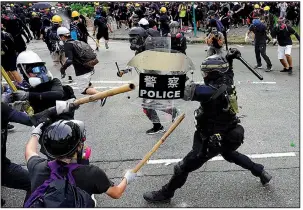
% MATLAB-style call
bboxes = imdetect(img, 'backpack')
[70,22,82,41]
[24,160,95,208]
[71,40,99,68]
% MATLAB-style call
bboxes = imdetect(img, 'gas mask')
[20,64,53,88]
[170,27,179,37]
[129,35,144,51]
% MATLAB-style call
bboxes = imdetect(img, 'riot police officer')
[169,21,187,55]
[143,48,272,202]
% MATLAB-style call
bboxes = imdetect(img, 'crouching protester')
[24,120,138,207]
[57,26,107,107]
[1,99,77,207]
[143,48,272,203]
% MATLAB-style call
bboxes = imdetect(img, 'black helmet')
[41,120,86,159]
[200,54,229,78]
[129,26,147,37]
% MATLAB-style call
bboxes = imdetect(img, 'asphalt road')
[1,38,300,208]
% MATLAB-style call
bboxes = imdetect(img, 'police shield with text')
[143,48,272,203]
[121,37,195,134]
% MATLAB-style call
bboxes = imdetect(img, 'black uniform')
[1,31,17,71]
[143,50,272,202]
[2,12,27,53]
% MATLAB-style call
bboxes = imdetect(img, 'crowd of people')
[0,1,300,208]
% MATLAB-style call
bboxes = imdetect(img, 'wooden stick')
[73,83,135,106]
[132,113,185,173]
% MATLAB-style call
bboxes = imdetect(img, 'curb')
[109,37,299,45]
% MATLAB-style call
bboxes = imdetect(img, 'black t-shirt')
[249,24,267,44]
[27,156,114,195]
[271,25,296,46]
[94,17,108,33]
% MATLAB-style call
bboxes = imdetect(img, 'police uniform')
[143,49,272,203]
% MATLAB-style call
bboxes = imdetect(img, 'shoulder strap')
[210,84,227,101]
[48,161,80,185]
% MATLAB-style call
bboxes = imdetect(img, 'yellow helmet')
[126,3,130,7]
[52,15,62,23]
[95,2,99,6]
[135,3,140,7]
[264,6,270,11]
[160,7,167,13]
[10,4,14,7]
[71,11,80,18]
[29,3,32,6]
[254,4,260,9]
[32,12,37,16]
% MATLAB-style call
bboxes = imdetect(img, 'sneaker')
[1,198,5,207]
[288,67,293,74]
[146,126,165,135]
[100,97,107,107]
[143,189,173,203]
[265,65,272,72]
[68,76,73,83]
[105,43,109,49]
[254,65,263,69]
[280,68,289,72]
[7,124,15,132]
[95,47,99,51]
[260,170,272,186]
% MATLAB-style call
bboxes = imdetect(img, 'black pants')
[162,130,264,194]
[1,161,31,204]
[255,43,272,67]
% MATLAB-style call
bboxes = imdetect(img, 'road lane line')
[147,152,296,166]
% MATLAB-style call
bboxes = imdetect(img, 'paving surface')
[1,37,300,208]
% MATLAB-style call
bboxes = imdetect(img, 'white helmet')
[17,50,44,65]
[138,18,149,26]
[51,6,55,10]
[57,26,70,36]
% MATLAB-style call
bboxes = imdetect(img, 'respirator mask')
[20,64,53,88]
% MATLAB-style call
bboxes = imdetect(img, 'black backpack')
[24,161,95,208]
[71,40,99,68]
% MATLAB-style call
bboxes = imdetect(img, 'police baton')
[237,56,264,80]
[132,113,185,173]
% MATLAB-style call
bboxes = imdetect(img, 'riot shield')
[119,37,195,124]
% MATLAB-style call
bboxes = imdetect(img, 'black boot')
[260,170,272,186]
[143,188,174,203]
[1,198,5,207]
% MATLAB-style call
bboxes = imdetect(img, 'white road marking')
[147,152,296,166]
[2,80,132,85]
[237,81,276,84]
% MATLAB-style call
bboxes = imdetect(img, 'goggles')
[31,66,47,74]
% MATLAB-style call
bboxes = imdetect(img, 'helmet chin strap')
[20,64,30,79]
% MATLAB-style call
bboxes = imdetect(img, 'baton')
[1,66,35,116]
[237,57,264,80]
[72,83,135,106]
[132,113,185,173]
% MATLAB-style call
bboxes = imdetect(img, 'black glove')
[226,48,241,61]
[29,107,56,127]
[60,67,66,79]
[12,90,29,101]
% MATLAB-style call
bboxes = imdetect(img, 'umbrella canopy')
[32,2,51,10]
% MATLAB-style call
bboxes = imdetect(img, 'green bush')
[70,3,95,18]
